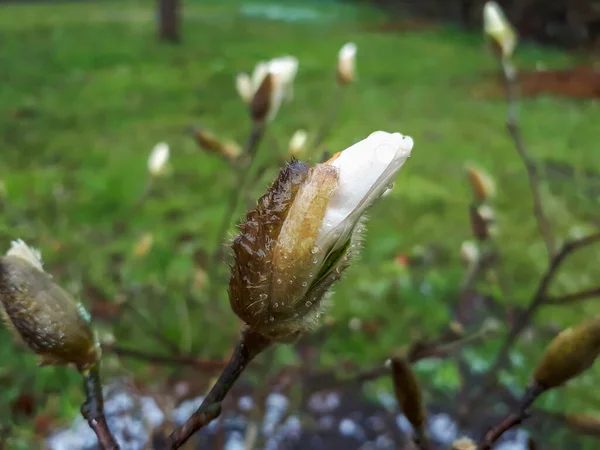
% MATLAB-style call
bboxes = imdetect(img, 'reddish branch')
[479,384,544,449]
[81,366,119,450]
[479,232,600,398]
[164,328,272,449]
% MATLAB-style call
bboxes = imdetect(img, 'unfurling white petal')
[148,142,170,176]
[317,131,413,247]
[7,239,43,272]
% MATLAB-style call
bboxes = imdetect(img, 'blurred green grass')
[1,0,600,446]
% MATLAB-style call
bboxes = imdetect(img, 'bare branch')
[500,60,555,259]
[479,384,544,450]
[105,344,227,371]
[544,286,600,305]
[81,365,119,450]
[164,329,272,449]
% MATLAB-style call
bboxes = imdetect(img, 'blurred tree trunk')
[157,0,181,43]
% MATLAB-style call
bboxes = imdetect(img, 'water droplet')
[309,272,313,278]
[277,278,282,284]
[269,316,274,322]
[274,302,279,308]
[311,247,319,254]
[305,301,312,307]
[289,280,293,284]
[259,293,268,300]
[312,258,318,264]
[293,313,299,317]
[386,182,394,190]
[302,281,308,287]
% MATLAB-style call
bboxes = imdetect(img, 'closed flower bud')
[470,204,495,240]
[337,42,357,85]
[230,131,413,342]
[0,240,100,369]
[240,56,298,123]
[534,317,600,390]
[391,356,427,441]
[191,127,241,162]
[483,1,517,59]
[465,166,495,202]
[148,142,170,177]
[288,130,308,157]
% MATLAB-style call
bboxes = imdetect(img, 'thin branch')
[479,383,544,450]
[544,286,600,305]
[479,232,600,396]
[500,59,555,259]
[313,84,346,159]
[80,365,119,450]
[212,123,265,264]
[314,324,494,392]
[105,344,227,371]
[164,328,272,449]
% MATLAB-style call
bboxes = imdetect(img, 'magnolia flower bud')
[465,166,495,202]
[230,131,413,342]
[288,130,308,157]
[239,56,299,123]
[0,240,100,369]
[534,316,600,390]
[391,356,427,441]
[483,1,517,59]
[148,142,170,177]
[191,127,241,162]
[337,42,357,85]
[460,240,479,266]
[470,204,496,240]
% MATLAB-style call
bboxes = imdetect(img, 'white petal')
[235,73,253,104]
[6,239,43,272]
[148,142,170,176]
[483,1,517,57]
[251,62,269,92]
[316,131,413,246]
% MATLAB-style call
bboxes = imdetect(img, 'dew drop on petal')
[312,258,318,264]
[311,247,319,254]
[305,301,312,307]
[302,281,308,287]
[277,279,282,284]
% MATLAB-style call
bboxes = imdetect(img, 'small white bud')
[288,130,308,157]
[460,241,479,266]
[483,1,517,59]
[337,42,357,84]
[148,142,170,177]
[235,73,253,104]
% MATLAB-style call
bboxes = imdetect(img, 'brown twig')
[478,232,600,397]
[479,383,544,449]
[164,328,272,449]
[80,365,119,450]
[314,325,494,392]
[105,344,227,371]
[544,286,600,305]
[499,60,555,259]
[212,123,265,264]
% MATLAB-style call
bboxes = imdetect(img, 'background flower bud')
[0,242,100,370]
[465,165,495,202]
[337,42,357,85]
[534,316,600,390]
[391,356,427,438]
[235,72,253,104]
[288,130,308,157]
[483,1,517,59]
[148,142,170,177]
[460,240,479,266]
